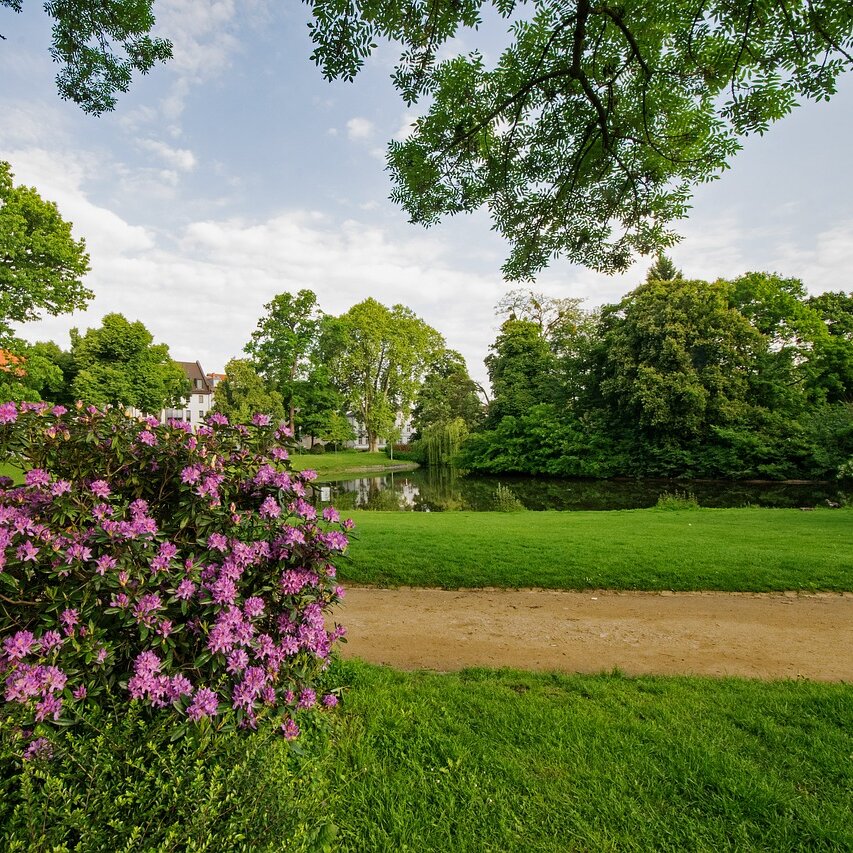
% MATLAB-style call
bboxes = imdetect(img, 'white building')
[161,361,223,429]
[345,411,415,450]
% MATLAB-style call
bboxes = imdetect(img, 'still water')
[311,467,850,512]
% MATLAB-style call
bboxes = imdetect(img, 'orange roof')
[0,350,26,377]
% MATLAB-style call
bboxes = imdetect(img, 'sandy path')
[337,587,853,681]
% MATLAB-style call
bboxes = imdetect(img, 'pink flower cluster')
[0,401,348,744]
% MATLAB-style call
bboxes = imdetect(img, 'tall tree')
[495,289,586,340]
[412,349,484,437]
[330,299,444,452]
[0,162,91,342]
[244,289,325,432]
[485,318,557,425]
[70,313,188,412]
[212,359,285,424]
[594,278,763,439]
[645,254,683,282]
[0,0,172,114]
[308,0,853,277]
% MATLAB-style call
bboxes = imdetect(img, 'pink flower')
[0,402,18,423]
[259,497,281,519]
[40,630,63,652]
[95,554,117,575]
[35,693,63,722]
[50,480,71,496]
[51,405,67,416]
[207,532,228,552]
[226,649,249,674]
[4,630,36,660]
[251,413,271,426]
[89,480,111,498]
[187,687,219,721]
[16,540,39,562]
[322,506,340,523]
[72,684,87,701]
[322,693,339,707]
[23,737,53,761]
[207,412,229,426]
[281,718,300,741]
[59,609,79,636]
[137,430,157,446]
[25,469,50,487]
[175,579,196,600]
[243,597,265,618]
[297,688,316,709]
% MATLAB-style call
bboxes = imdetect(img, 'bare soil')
[337,587,853,681]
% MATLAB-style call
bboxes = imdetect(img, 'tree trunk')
[368,433,378,453]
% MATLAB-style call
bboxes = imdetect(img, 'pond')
[311,467,850,512]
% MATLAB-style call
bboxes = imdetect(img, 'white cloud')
[138,138,197,172]
[346,117,375,141]
[393,111,419,142]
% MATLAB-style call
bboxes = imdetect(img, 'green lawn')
[342,508,853,591]
[0,461,22,483]
[323,660,852,852]
[290,450,418,478]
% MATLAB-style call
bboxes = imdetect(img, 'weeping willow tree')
[421,418,468,467]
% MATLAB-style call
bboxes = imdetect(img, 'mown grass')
[342,508,853,591]
[290,450,418,478]
[0,461,23,483]
[324,660,852,852]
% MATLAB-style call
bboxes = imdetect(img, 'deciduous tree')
[0,0,172,114]
[307,0,853,276]
[212,358,285,424]
[70,313,188,413]
[0,162,91,341]
[244,289,324,432]
[330,299,444,452]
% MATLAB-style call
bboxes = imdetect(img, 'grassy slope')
[342,508,853,591]
[326,661,853,852]
[290,450,418,478]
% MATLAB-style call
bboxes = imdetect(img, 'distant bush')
[384,442,424,463]
[309,443,327,454]
[493,483,526,512]
[0,402,348,756]
[656,490,699,510]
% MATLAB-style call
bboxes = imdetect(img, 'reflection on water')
[311,468,850,512]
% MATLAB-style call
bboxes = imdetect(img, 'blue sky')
[2,1,852,386]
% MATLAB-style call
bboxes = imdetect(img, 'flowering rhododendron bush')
[0,401,348,748]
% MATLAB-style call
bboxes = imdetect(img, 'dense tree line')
[219,292,456,453]
[462,269,853,480]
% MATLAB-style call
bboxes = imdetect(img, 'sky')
[1,1,852,387]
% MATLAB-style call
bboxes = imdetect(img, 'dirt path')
[337,587,853,681]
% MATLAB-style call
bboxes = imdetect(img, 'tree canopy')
[329,298,444,451]
[0,0,172,115]
[244,289,325,431]
[213,358,286,424]
[10,3,853,278]
[309,0,853,277]
[0,161,91,341]
[70,313,188,412]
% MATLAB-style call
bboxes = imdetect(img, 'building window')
[197,395,204,404]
